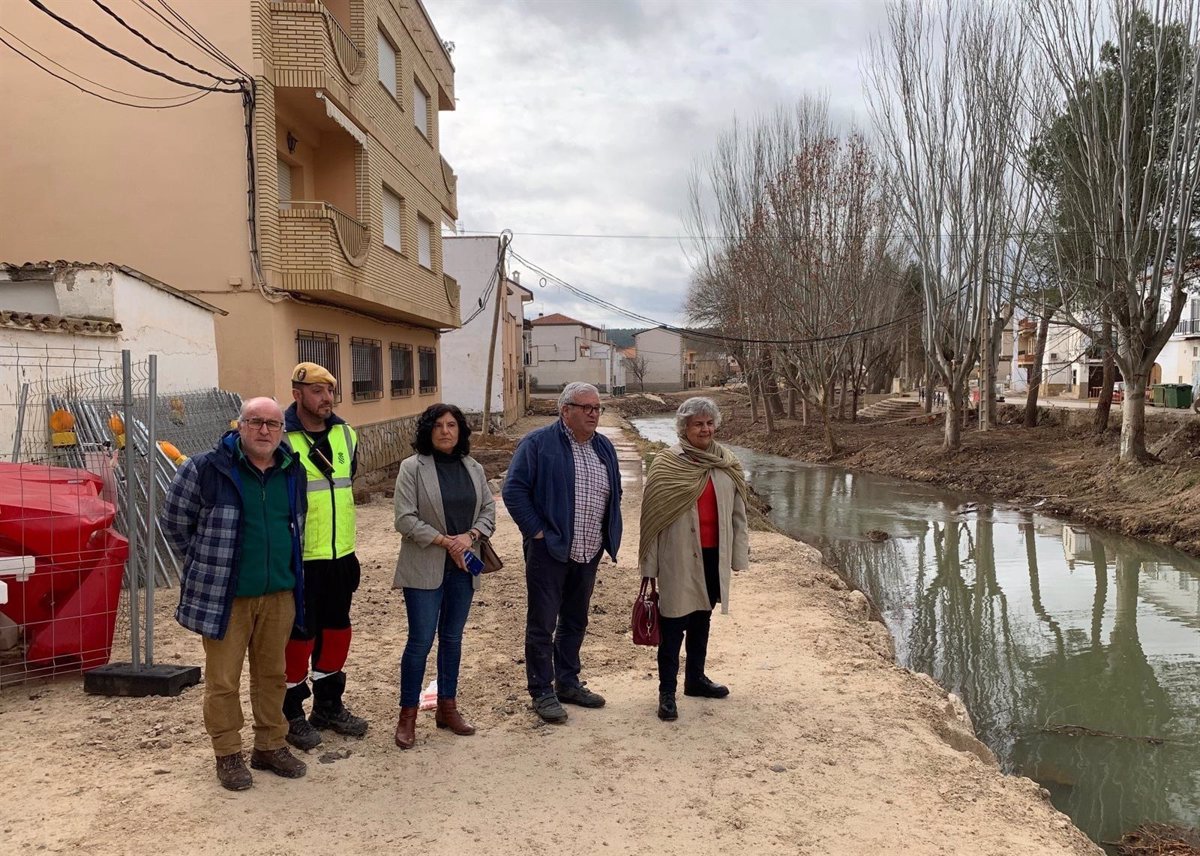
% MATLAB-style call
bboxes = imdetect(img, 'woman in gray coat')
[392,403,495,749]
[639,397,749,722]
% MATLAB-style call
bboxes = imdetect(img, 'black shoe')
[532,692,568,724]
[215,752,252,791]
[310,705,368,737]
[684,676,729,698]
[286,716,322,750]
[657,692,678,721]
[556,682,605,708]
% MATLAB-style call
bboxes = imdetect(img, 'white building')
[528,313,618,394]
[441,237,533,426]
[1,261,224,453]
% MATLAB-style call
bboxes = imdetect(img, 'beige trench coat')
[638,444,749,617]
[392,453,495,592]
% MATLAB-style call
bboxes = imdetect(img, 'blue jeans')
[400,567,474,707]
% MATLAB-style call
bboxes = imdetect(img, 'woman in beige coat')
[639,396,749,722]
[392,403,495,749]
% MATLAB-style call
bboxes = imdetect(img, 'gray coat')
[392,453,496,591]
[638,444,749,618]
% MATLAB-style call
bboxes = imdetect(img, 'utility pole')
[481,231,511,435]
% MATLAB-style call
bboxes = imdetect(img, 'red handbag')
[631,577,661,646]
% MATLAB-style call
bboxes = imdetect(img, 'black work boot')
[657,692,679,722]
[310,671,368,736]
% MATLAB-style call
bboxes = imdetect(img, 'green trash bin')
[1164,383,1193,409]
[1152,384,1167,406]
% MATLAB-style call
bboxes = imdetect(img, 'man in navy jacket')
[503,382,622,723]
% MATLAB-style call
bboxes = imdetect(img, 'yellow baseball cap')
[291,362,337,387]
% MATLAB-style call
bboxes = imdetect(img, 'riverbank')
[610,390,1200,557]
[0,417,1100,855]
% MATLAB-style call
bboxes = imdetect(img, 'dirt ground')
[0,414,1101,856]
[612,389,1200,558]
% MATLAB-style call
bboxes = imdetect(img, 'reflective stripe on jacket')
[288,423,357,560]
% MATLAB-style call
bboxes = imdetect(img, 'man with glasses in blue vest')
[281,362,367,749]
[503,381,623,724]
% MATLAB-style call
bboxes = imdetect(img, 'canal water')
[632,417,1200,851]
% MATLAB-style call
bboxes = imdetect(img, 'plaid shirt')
[561,420,611,562]
[160,432,307,640]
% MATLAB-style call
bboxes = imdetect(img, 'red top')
[697,476,718,548]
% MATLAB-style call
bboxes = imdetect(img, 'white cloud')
[436,0,886,327]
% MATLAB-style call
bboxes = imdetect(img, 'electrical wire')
[26,0,242,93]
[89,0,242,85]
[0,30,211,108]
[0,24,211,102]
[150,0,248,77]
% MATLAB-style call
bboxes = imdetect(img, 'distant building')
[633,327,732,392]
[528,313,619,393]
[441,236,533,426]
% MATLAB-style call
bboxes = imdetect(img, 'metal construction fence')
[0,343,240,688]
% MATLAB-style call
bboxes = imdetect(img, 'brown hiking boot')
[215,752,252,791]
[249,746,307,779]
[435,698,476,736]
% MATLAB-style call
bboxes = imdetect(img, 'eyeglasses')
[566,404,605,415]
[242,418,284,431]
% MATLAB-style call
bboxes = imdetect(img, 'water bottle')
[463,549,485,576]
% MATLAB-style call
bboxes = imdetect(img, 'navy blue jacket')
[160,432,307,639]
[502,421,622,563]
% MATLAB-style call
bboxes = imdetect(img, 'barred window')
[351,337,383,402]
[418,346,437,394]
[390,343,414,397]
[296,329,341,403]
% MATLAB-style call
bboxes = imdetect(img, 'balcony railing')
[1177,317,1200,336]
[443,273,460,313]
[321,4,364,82]
[281,201,369,266]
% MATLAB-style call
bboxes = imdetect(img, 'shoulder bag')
[477,535,504,574]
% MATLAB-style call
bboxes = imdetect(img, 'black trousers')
[657,546,720,694]
[524,538,600,699]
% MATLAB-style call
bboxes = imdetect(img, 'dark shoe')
[394,706,418,750]
[215,752,252,791]
[532,692,568,724]
[286,716,322,751]
[556,682,605,708]
[435,698,476,736]
[249,746,307,779]
[310,704,368,737]
[684,676,729,699]
[657,692,678,721]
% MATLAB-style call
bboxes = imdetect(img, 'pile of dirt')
[1148,421,1200,462]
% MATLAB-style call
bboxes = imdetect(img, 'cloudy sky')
[433,0,887,328]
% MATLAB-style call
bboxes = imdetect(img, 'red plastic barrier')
[0,461,128,673]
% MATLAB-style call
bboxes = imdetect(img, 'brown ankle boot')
[435,698,476,736]
[394,706,418,749]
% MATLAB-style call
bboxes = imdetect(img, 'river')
[631,416,1200,852]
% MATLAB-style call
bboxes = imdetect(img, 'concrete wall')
[634,328,683,391]
[529,324,608,392]
[113,271,219,393]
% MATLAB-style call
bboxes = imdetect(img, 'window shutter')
[418,216,432,268]
[383,188,402,251]
[277,157,293,205]
[413,81,428,136]
[378,31,397,97]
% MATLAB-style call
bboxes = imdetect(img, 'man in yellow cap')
[281,362,367,748]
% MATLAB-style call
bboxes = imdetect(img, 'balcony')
[279,201,369,272]
[444,273,460,318]
[1016,353,1036,367]
[270,1,364,101]
[440,155,459,222]
[1176,317,1200,337]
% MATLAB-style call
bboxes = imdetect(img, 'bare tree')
[866,0,1035,449]
[1026,0,1200,462]
[622,353,650,392]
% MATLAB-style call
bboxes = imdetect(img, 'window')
[390,343,413,396]
[277,157,294,206]
[377,29,397,99]
[417,215,432,269]
[350,337,383,401]
[296,330,341,403]
[418,346,437,394]
[413,78,429,137]
[383,186,403,252]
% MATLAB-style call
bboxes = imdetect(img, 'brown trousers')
[201,590,295,756]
